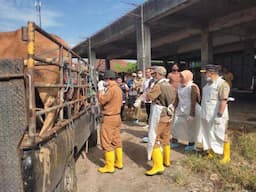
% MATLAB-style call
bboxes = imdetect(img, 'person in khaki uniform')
[145,66,176,176]
[98,70,123,173]
[133,70,145,124]
[200,64,231,164]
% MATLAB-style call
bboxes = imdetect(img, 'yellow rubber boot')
[98,151,115,173]
[114,147,123,169]
[163,145,170,167]
[220,142,231,164]
[145,148,165,176]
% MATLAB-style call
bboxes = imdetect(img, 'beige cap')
[153,66,167,76]
[132,73,137,77]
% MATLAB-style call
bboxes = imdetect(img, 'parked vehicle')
[0,22,100,192]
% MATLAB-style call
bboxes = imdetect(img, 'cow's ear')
[22,27,28,42]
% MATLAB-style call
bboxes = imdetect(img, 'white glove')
[187,116,194,121]
[214,117,223,125]
[228,97,235,102]
[134,97,141,108]
[167,104,175,116]
[98,81,105,92]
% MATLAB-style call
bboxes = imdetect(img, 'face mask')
[138,74,143,78]
[206,77,212,82]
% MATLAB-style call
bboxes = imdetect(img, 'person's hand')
[214,117,223,125]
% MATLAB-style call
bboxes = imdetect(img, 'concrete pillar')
[201,30,213,87]
[88,39,97,70]
[88,39,97,84]
[201,30,213,66]
[88,50,96,69]
[243,40,255,90]
[136,15,151,74]
[105,59,111,70]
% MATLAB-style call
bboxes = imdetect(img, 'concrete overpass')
[73,0,256,90]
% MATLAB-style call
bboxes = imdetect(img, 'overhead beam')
[73,0,199,54]
[209,6,256,32]
[107,49,135,60]
[144,0,200,23]
[152,28,201,48]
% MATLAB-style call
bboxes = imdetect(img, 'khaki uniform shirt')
[218,81,230,100]
[147,79,176,122]
[134,77,145,93]
[99,81,122,116]
[223,72,233,89]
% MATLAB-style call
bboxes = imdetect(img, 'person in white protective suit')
[145,66,176,176]
[172,70,201,151]
[200,64,231,164]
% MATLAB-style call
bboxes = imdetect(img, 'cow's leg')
[39,92,56,137]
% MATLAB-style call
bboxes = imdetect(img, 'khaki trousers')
[154,121,171,148]
[100,115,122,151]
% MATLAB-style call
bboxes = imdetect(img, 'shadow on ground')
[122,128,148,140]
[86,146,104,167]
[122,140,150,169]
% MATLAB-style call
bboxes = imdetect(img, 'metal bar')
[33,55,84,73]
[33,23,86,62]
[27,21,37,140]
[34,82,89,88]
[0,74,24,80]
[22,105,91,149]
[36,97,89,116]
[76,54,80,112]
[59,46,64,120]
[33,55,60,66]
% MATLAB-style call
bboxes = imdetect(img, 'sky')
[0,0,145,47]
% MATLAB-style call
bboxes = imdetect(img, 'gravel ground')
[76,122,216,192]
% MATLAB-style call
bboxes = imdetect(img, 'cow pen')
[0,21,100,192]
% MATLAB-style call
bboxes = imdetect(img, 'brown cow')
[0,28,70,137]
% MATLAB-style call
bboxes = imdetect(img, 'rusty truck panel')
[0,22,100,192]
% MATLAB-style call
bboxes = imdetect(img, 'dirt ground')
[76,122,216,192]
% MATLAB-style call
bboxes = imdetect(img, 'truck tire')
[0,59,27,192]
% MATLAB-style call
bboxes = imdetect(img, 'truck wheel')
[62,159,77,192]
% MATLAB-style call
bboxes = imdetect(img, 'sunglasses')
[172,69,179,72]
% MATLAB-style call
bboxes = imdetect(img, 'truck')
[0,22,100,192]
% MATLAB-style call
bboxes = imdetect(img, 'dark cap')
[104,70,116,79]
[200,64,220,73]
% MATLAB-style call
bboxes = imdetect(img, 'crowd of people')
[97,63,233,176]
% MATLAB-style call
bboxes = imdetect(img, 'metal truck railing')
[25,21,94,145]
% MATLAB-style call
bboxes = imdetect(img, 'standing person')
[142,68,154,126]
[200,64,231,164]
[223,67,234,88]
[97,73,106,93]
[98,70,123,173]
[171,70,201,151]
[168,63,181,91]
[133,70,145,124]
[116,76,129,121]
[145,66,176,176]
[127,73,138,117]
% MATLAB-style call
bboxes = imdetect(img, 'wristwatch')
[217,112,223,117]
